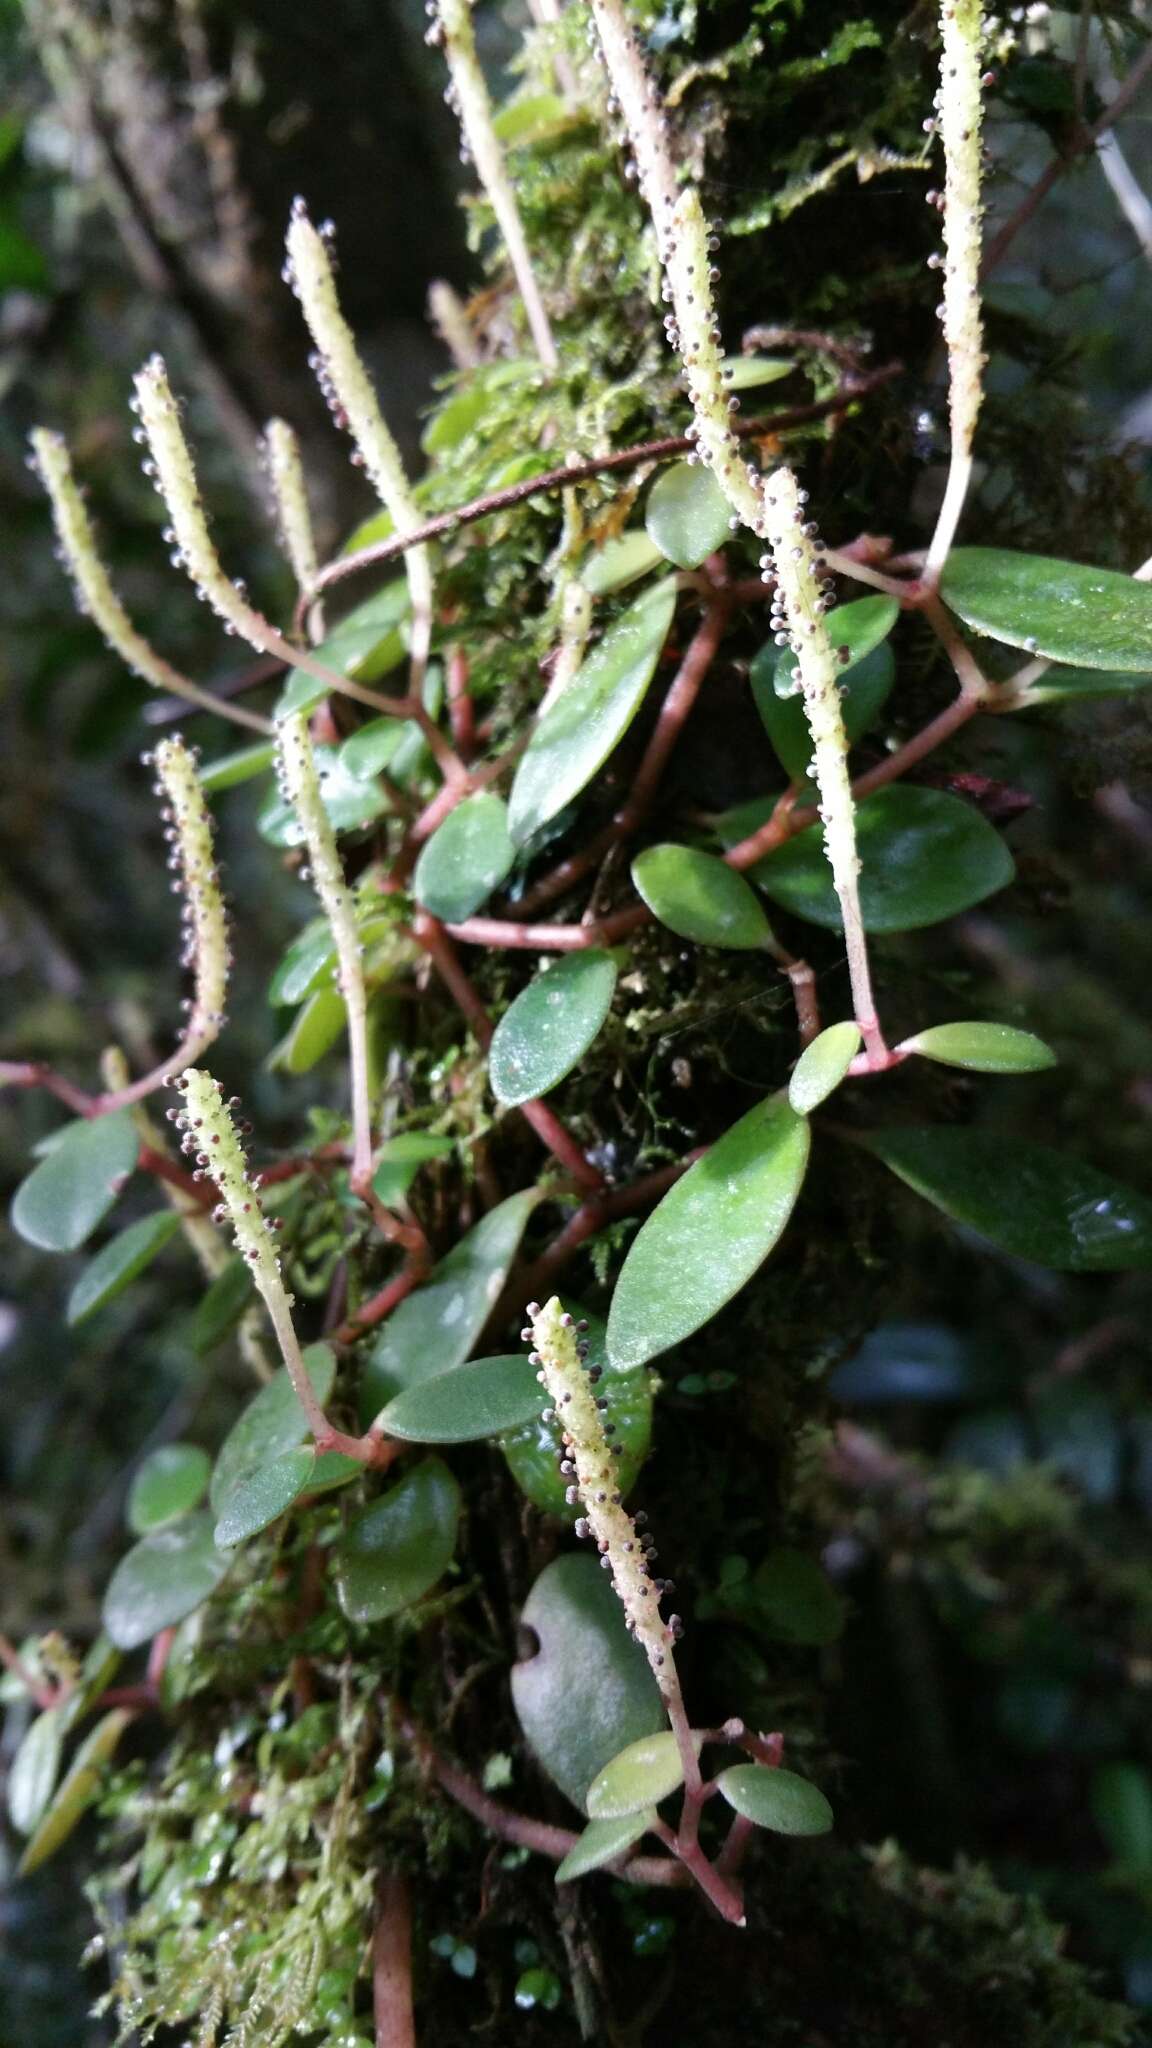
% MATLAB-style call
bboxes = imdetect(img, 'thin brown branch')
[373,1876,416,2048]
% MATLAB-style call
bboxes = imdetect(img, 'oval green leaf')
[378,1354,541,1442]
[556,1809,657,1883]
[940,547,1152,671]
[128,1443,211,1534]
[8,1707,64,1835]
[721,354,793,390]
[276,579,410,720]
[11,1109,138,1253]
[67,1210,182,1326]
[371,1133,454,1209]
[716,1763,833,1835]
[210,1344,336,1511]
[632,843,773,950]
[258,745,388,848]
[187,1256,254,1354]
[754,624,896,785]
[502,1349,652,1514]
[645,461,731,569]
[199,741,276,794]
[750,786,1015,933]
[267,919,336,1008]
[360,1190,538,1413]
[607,1093,810,1371]
[510,1555,666,1812]
[213,1445,318,1548]
[333,1457,461,1623]
[898,1021,1057,1074]
[586,1731,696,1820]
[581,530,665,596]
[269,984,347,1073]
[338,715,409,780]
[867,1126,1152,1270]
[489,951,617,1106]
[102,1512,229,1651]
[508,578,677,844]
[768,594,899,703]
[17,1708,133,1876]
[789,1021,861,1114]
[413,792,515,924]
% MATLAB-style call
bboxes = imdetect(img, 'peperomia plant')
[5,0,1152,2038]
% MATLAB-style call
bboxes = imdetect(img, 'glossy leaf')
[867,1126,1152,1270]
[269,985,347,1073]
[645,461,731,569]
[510,1555,666,1812]
[11,1110,137,1253]
[102,1512,229,1650]
[7,1707,63,1835]
[767,595,899,702]
[371,1133,454,1208]
[333,1457,461,1623]
[210,1345,336,1511]
[258,746,387,848]
[128,1443,211,1534]
[413,793,515,923]
[716,1764,833,1835]
[198,741,276,794]
[489,951,617,1106]
[276,580,410,720]
[940,547,1152,671]
[607,1094,810,1370]
[66,1210,182,1325]
[898,1021,1057,1074]
[267,919,336,1007]
[750,786,1015,933]
[214,1445,318,1548]
[1011,664,1152,705]
[338,716,408,780]
[361,1190,538,1412]
[720,354,793,390]
[17,1709,133,1876]
[581,530,664,596]
[789,1022,861,1113]
[632,844,774,950]
[555,1810,657,1883]
[502,1349,652,1514]
[377,1354,541,1442]
[754,628,896,785]
[187,1256,254,1354]
[586,1731,695,1820]
[508,578,677,844]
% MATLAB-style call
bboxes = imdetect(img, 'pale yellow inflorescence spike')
[263,417,319,598]
[926,0,987,576]
[526,1297,683,1708]
[150,736,230,1063]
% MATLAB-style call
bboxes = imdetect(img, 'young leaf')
[267,919,337,1007]
[555,1810,657,1883]
[371,1133,454,1208]
[360,1190,538,1412]
[581,530,664,595]
[7,1707,64,1835]
[750,786,1014,933]
[17,1708,134,1876]
[333,1457,461,1623]
[11,1110,138,1253]
[720,353,793,389]
[715,1763,833,1835]
[268,984,347,1073]
[940,547,1152,670]
[607,1094,810,1371]
[102,1512,229,1650]
[413,792,515,923]
[768,594,898,701]
[66,1210,182,1326]
[198,741,277,794]
[275,579,410,720]
[502,1344,652,1514]
[213,1445,318,1548]
[510,1555,666,1812]
[489,951,617,1106]
[867,1127,1152,1270]
[645,461,731,569]
[898,1021,1057,1073]
[789,1022,861,1114]
[632,843,774,950]
[377,1355,541,1442]
[128,1444,211,1534]
[508,578,677,843]
[210,1344,336,1511]
[258,746,387,849]
[586,1731,699,1820]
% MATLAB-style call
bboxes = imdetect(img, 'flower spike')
[925,0,987,576]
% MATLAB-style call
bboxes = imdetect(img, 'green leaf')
[66,1210,182,1325]
[866,1127,1152,1270]
[7,1708,64,1835]
[586,1732,695,1820]
[334,1457,461,1622]
[940,547,1152,671]
[17,1708,133,1876]
[788,1022,861,1114]
[510,1555,666,1812]
[338,716,409,780]
[199,741,276,793]
[749,786,1015,933]
[492,91,571,146]
[489,952,617,1106]
[276,581,410,720]
[128,1443,211,1534]
[214,1445,318,1548]
[11,1110,138,1254]
[361,1190,538,1412]
[371,1133,454,1208]
[413,792,515,923]
[645,462,731,569]
[502,1311,652,1511]
[632,844,774,950]
[102,1512,229,1650]
[210,1345,336,1511]
[898,1021,1057,1074]
[267,919,337,1007]
[258,745,388,847]
[767,594,899,702]
[715,1764,833,1835]
[1091,1763,1152,1872]
[1010,664,1152,705]
[607,1094,810,1371]
[508,578,677,843]
[720,354,793,390]
[555,1810,657,1882]
[377,1355,541,1442]
[581,530,665,596]
[268,984,347,1073]
[753,600,897,784]
[747,1548,846,1645]
[187,1256,254,1354]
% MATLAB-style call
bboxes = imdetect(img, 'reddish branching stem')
[373,1876,416,2048]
